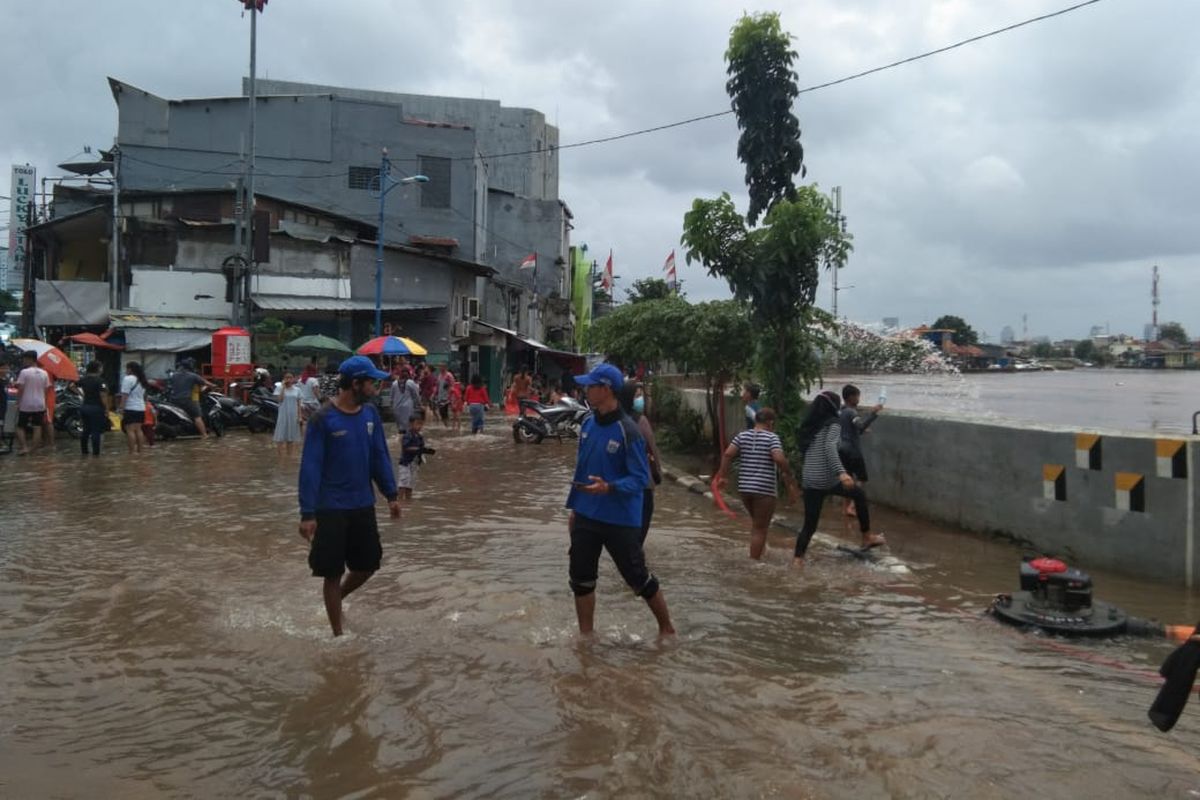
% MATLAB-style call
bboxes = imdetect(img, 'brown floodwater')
[2,421,1199,797]
[831,368,1200,434]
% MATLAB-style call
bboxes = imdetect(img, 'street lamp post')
[374,147,428,337]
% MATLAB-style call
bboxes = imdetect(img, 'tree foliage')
[681,187,850,421]
[726,12,804,226]
[591,298,754,461]
[252,316,303,366]
[0,290,18,313]
[625,278,677,304]
[682,13,850,430]
[1159,321,1189,345]
[931,314,979,346]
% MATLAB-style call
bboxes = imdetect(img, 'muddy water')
[833,368,1200,433]
[2,424,1199,797]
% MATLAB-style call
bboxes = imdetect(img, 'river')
[2,425,1199,797]
[830,368,1200,434]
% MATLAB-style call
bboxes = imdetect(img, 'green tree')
[689,300,754,460]
[252,316,303,366]
[1030,342,1056,358]
[1073,339,1097,361]
[682,13,850,434]
[0,289,18,313]
[625,278,677,304]
[726,12,804,226]
[931,314,979,346]
[1159,321,1189,345]
[590,296,693,369]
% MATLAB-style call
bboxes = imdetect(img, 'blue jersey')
[298,403,397,517]
[566,409,651,527]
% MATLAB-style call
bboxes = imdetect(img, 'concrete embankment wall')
[863,411,1199,586]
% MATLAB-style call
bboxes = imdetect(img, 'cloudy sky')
[3,0,1197,340]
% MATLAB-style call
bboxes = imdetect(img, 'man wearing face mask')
[298,356,401,636]
[619,382,662,544]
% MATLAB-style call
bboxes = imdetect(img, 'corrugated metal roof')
[110,313,229,330]
[252,295,444,312]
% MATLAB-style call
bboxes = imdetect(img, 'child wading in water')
[714,407,799,559]
[397,414,431,501]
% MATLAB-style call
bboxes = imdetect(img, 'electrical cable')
[98,0,1108,185]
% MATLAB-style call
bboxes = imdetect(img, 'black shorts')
[17,410,46,430]
[122,409,145,427]
[841,453,868,482]
[437,402,449,421]
[569,512,658,598]
[173,398,202,420]
[308,506,382,579]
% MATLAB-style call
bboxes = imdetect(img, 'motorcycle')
[204,391,266,432]
[512,397,589,444]
[152,396,225,440]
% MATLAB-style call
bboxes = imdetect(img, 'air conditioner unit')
[466,297,480,319]
[451,319,470,339]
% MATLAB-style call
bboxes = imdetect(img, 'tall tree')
[931,314,979,346]
[682,13,850,430]
[0,290,18,313]
[1159,321,1189,345]
[726,12,804,226]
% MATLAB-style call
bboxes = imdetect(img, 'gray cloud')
[2,0,1196,339]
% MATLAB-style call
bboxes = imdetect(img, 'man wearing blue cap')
[566,363,675,635]
[298,355,401,636]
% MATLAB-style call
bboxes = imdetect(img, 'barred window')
[348,166,379,191]
[419,156,452,208]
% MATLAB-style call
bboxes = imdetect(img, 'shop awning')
[122,328,214,353]
[252,295,444,312]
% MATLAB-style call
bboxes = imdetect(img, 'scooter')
[152,397,225,439]
[512,397,589,444]
[204,391,264,431]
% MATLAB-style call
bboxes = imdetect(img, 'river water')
[2,425,1199,797]
[831,368,1200,434]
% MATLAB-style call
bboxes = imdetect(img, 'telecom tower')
[1151,265,1160,341]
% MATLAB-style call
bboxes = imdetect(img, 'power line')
[100,0,1107,182]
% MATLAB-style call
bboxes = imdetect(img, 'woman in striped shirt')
[715,407,799,559]
[793,390,884,567]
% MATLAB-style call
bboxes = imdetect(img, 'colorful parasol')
[11,338,81,381]
[356,335,428,357]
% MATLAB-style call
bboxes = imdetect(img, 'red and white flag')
[663,249,677,287]
[518,253,537,270]
[602,250,614,291]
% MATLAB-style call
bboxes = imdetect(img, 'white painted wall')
[129,268,351,316]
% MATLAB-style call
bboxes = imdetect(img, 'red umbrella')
[11,338,81,381]
[63,332,124,351]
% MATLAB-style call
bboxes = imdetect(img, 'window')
[419,156,452,208]
[348,166,379,191]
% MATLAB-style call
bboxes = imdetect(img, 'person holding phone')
[565,363,675,636]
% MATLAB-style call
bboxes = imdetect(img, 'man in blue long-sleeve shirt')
[298,355,400,636]
[566,363,675,636]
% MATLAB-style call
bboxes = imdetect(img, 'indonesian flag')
[663,249,677,286]
[240,0,267,10]
[602,251,614,291]
[519,253,537,270]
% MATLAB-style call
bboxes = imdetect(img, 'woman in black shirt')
[77,361,108,456]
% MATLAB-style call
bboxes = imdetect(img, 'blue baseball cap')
[338,355,389,380]
[573,363,624,390]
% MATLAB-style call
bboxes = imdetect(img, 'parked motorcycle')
[204,391,266,432]
[512,397,589,444]
[152,397,225,440]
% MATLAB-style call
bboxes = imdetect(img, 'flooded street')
[2,424,1200,798]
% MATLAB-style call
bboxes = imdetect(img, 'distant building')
[881,316,900,331]
[1000,325,1015,344]
[1144,323,1159,342]
[1088,325,1106,339]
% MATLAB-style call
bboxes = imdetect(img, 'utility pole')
[831,186,842,321]
[109,146,121,310]
[240,1,260,329]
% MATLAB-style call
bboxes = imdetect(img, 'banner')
[571,246,593,352]
[7,164,36,296]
